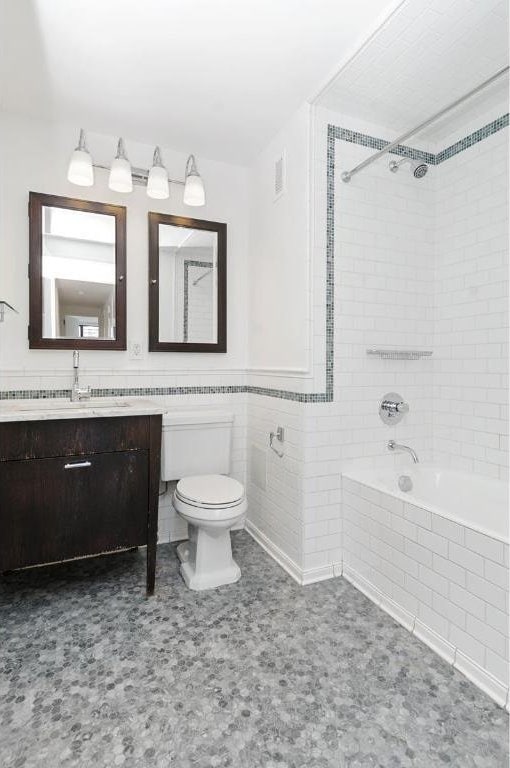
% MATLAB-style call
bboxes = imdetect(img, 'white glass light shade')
[183,173,205,206]
[67,148,94,186]
[147,164,169,199]
[109,156,132,193]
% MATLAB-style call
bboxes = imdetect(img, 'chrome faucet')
[387,439,419,464]
[71,350,91,402]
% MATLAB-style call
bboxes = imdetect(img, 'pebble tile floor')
[0,532,508,768]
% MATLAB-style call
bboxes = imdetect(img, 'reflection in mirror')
[148,212,226,352]
[158,224,217,344]
[42,206,116,340]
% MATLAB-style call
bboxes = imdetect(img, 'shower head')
[413,162,428,178]
[389,158,428,178]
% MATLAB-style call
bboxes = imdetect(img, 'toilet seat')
[176,474,244,509]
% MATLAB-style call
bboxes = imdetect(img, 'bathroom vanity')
[0,400,162,595]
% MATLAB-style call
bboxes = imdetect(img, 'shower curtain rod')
[192,267,213,286]
[341,66,509,182]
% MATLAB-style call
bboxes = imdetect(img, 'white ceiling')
[0,0,400,164]
[56,278,112,309]
[160,227,215,249]
[316,0,509,145]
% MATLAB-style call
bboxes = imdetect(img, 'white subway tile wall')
[292,106,509,575]
[246,394,306,569]
[434,127,509,481]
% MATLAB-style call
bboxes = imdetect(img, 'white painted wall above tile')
[0,111,249,386]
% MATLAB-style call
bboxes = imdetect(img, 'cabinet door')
[0,450,148,570]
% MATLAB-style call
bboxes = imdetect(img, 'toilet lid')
[176,474,244,507]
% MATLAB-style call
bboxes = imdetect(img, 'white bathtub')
[341,463,509,706]
[342,464,508,543]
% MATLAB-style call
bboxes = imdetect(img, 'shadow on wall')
[0,2,55,117]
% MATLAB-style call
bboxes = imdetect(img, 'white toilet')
[161,410,247,591]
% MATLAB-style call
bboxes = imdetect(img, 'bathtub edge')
[343,561,509,708]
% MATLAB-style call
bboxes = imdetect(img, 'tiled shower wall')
[330,129,435,465]
[292,106,509,576]
[246,105,509,579]
[312,106,509,483]
[433,125,509,480]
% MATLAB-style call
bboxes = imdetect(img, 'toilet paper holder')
[269,427,284,458]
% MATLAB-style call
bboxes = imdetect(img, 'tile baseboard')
[342,563,508,708]
[252,543,509,709]
[245,520,303,585]
[245,520,342,586]
[454,650,508,708]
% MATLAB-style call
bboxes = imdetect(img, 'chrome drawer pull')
[64,461,92,470]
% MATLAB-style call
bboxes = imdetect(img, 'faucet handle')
[379,392,409,425]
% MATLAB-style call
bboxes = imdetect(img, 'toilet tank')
[161,410,234,481]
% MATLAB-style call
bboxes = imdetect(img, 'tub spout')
[387,440,419,464]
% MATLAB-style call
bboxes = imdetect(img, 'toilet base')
[177,524,241,591]
[176,542,190,564]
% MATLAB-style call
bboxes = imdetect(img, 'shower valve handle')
[381,398,408,416]
[379,393,409,425]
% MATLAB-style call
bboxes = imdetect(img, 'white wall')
[328,108,435,464]
[433,123,508,480]
[0,110,249,391]
[244,104,324,574]
[246,394,306,570]
[282,101,509,579]
[247,103,311,376]
[288,105,438,578]
[0,110,251,545]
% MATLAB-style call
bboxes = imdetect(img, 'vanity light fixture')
[67,129,94,187]
[67,131,205,206]
[183,154,206,207]
[108,138,133,193]
[147,146,170,200]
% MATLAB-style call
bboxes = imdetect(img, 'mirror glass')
[158,224,217,344]
[41,206,116,340]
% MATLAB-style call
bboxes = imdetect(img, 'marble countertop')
[0,398,166,423]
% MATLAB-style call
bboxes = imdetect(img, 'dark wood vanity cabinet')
[0,415,161,594]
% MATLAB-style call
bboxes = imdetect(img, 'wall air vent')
[274,151,286,201]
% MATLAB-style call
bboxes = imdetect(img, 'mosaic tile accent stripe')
[331,126,435,164]
[435,114,509,164]
[325,127,335,402]
[1,115,506,404]
[183,259,213,343]
[0,386,328,403]
[333,113,509,168]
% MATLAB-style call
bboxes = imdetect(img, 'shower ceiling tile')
[316,0,509,145]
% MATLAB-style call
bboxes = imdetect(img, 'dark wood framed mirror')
[28,192,127,350]
[148,212,226,352]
